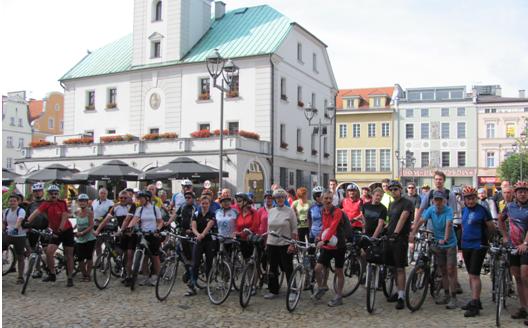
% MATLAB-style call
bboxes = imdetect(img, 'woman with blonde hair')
[292,187,311,243]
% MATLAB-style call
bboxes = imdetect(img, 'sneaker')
[67,278,74,287]
[396,298,405,310]
[387,293,399,303]
[435,294,449,305]
[512,308,528,319]
[446,297,457,309]
[464,300,480,317]
[138,275,150,286]
[147,275,158,287]
[42,274,56,282]
[16,276,24,284]
[328,296,343,307]
[263,292,278,299]
[461,299,482,310]
[311,287,327,301]
[184,287,197,297]
[32,270,43,279]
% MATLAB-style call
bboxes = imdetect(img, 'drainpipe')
[269,55,275,187]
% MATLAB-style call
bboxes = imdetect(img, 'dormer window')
[373,97,381,107]
[346,99,354,109]
[153,0,162,21]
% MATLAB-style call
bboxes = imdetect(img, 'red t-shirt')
[38,200,72,232]
[341,198,363,228]
[236,208,260,238]
[255,207,270,235]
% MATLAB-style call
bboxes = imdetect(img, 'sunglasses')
[389,188,400,191]
[407,186,415,189]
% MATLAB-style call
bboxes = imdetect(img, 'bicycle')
[2,244,16,276]
[363,235,387,314]
[488,244,517,327]
[129,230,156,291]
[207,234,240,305]
[239,228,266,308]
[93,230,124,290]
[21,229,53,295]
[334,232,364,298]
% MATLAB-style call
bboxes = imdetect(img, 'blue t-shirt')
[215,208,238,238]
[308,203,323,239]
[461,204,492,249]
[422,206,456,248]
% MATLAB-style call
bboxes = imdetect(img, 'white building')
[2,91,33,170]
[17,1,337,199]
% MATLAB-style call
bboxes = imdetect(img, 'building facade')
[16,1,337,199]
[335,87,395,187]
[396,85,478,188]
[29,92,64,141]
[2,91,33,169]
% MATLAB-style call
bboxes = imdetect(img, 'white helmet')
[47,184,60,192]
[312,186,324,194]
[272,188,288,198]
[78,194,89,201]
[321,228,338,247]
[32,182,44,191]
[203,180,211,189]
[181,179,193,187]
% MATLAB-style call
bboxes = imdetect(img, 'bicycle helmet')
[181,179,193,187]
[321,228,338,247]
[388,180,402,189]
[312,186,324,194]
[263,189,273,198]
[47,184,60,192]
[462,186,477,197]
[272,188,288,198]
[346,184,359,191]
[78,194,89,201]
[234,192,251,202]
[514,181,528,191]
[138,190,152,199]
[32,182,44,191]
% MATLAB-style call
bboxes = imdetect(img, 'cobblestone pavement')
[2,268,520,328]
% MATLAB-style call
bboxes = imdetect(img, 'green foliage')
[2,184,17,208]
[498,154,528,182]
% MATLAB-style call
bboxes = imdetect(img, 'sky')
[1,0,527,99]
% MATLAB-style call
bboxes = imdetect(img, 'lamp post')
[395,150,415,183]
[206,49,239,191]
[304,101,336,185]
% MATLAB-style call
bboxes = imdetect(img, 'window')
[289,171,294,186]
[106,129,116,134]
[421,152,429,168]
[152,41,161,58]
[421,123,429,139]
[422,91,434,100]
[442,152,450,167]
[506,123,516,138]
[368,123,376,137]
[86,90,95,108]
[421,108,429,117]
[441,108,449,117]
[6,136,13,148]
[311,133,316,153]
[373,97,381,107]
[198,77,210,100]
[296,170,303,188]
[485,108,497,114]
[60,121,64,130]
[48,118,54,129]
[346,99,354,109]
[351,150,361,172]
[280,78,287,100]
[380,149,390,172]
[9,117,15,126]
[339,124,347,138]
[18,118,23,127]
[149,128,159,134]
[18,138,24,149]
[441,123,449,139]
[227,75,239,97]
[107,88,117,106]
[280,123,286,145]
[406,124,414,139]
[297,86,302,104]
[154,0,162,21]
[337,150,348,172]
[365,150,376,172]
[6,158,12,169]
[54,103,60,111]
[405,151,415,168]
[311,93,316,108]
[457,122,466,138]
[486,123,495,138]
[228,122,239,134]
[280,167,288,188]
[405,109,413,118]
[199,123,210,131]
[382,123,390,137]
[296,129,302,149]
[312,53,317,72]
[486,152,495,168]
[458,151,466,167]
[323,137,328,155]
[323,174,329,189]
[297,43,303,62]
[352,124,360,138]
[457,107,465,116]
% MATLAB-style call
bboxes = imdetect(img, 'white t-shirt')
[93,199,114,222]
[267,206,298,246]
[3,207,27,236]
[134,204,162,232]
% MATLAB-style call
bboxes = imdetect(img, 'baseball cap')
[432,190,446,200]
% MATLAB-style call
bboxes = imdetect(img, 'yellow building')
[335,87,396,188]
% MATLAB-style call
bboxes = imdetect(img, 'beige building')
[29,92,64,141]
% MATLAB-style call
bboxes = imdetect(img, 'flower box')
[190,129,211,138]
[239,130,260,141]
[142,132,178,140]
[297,146,304,153]
[226,90,239,98]
[198,93,210,101]
[281,94,288,101]
[63,137,94,145]
[297,101,304,107]
[30,140,55,148]
[106,103,117,109]
[100,134,135,143]
[280,142,288,149]
[85,105,95,111]
[312,149,318,156]
[213,129,230,136]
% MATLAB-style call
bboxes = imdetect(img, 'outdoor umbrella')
[73,160,142,181]
[2,168,20,185]
[19,164,82,184]
[141,157,228,180]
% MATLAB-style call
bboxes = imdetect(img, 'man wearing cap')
[410,191,458,309]
[171,180,194,212]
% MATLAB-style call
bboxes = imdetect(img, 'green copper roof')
[60,5,292,81]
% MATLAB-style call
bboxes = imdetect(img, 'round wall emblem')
[149,93,161,110]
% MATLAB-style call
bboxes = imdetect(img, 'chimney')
[520,90,526,98]
[215,1,226,20]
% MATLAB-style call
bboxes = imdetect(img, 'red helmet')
[514,181,528,191]
[462,186,477,197]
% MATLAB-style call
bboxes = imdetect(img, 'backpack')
[139,205,160,219]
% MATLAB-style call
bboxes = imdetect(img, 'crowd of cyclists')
[3,171,528,324]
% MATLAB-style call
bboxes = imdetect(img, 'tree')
[498,153,528,183]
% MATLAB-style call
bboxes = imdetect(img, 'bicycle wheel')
[110,251,123,277]
[496,269,504,327]
[286,266,304,312]
[382,266,396,298]
[231,251,244,291]
[429,264,443,299]
[335,256,363,298]
[130,250,143,291]
[2,245,16,276]
[239,261,256,308]
[366,264,378,314]
[195,261,207,289]
[405,265,430,312]
[93,253,112,290]
[207,259,232,305]
[21,255,37,295]
[156,258,179,301]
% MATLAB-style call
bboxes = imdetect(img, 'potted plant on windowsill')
[190,129,212,138]
[226,90,239,98]
[280,142,288,149]
[100,134,135,143]
[198,93,210,101]
[63,137,94,145]
[85,105,95,111]
[238,130,260,140]
[106,103,117,109]
[30,140,55,148]
[297,100,304,108]
[297,146,304,153]
[213,129,230,136]
[311,149,317,156]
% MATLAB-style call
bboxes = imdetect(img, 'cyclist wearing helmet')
[215,194,238,240]
[265,188,298,299]
[308,186,325,241]
[460,185,495,317]
[499,181,528,322]
[95,190,136,236]
[234,192,259,259]
[171,180,193,211]
[27,184,75,287]
[341,184,363,231]
[2,193,27,284]
[313,190,349,307]
[385,180,414,310]
[74,194,96,282]
[25,182,48,278]
[292,187,312,243]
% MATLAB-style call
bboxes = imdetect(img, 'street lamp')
[206,49,239,191]
[395,150,415,183]
[304,101,335,185]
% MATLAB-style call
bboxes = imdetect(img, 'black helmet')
[234,192,250,202]
[138,190,152,199]
[388,180,402,189]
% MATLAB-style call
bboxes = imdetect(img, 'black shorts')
[318,248,346,269]
[3,235,28,256]
[384,237,408,268]
[462,248,487,275]
[76,240,96,261]
[50,228,75,247]
[144,234,161,256]
[509,253,528,267]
